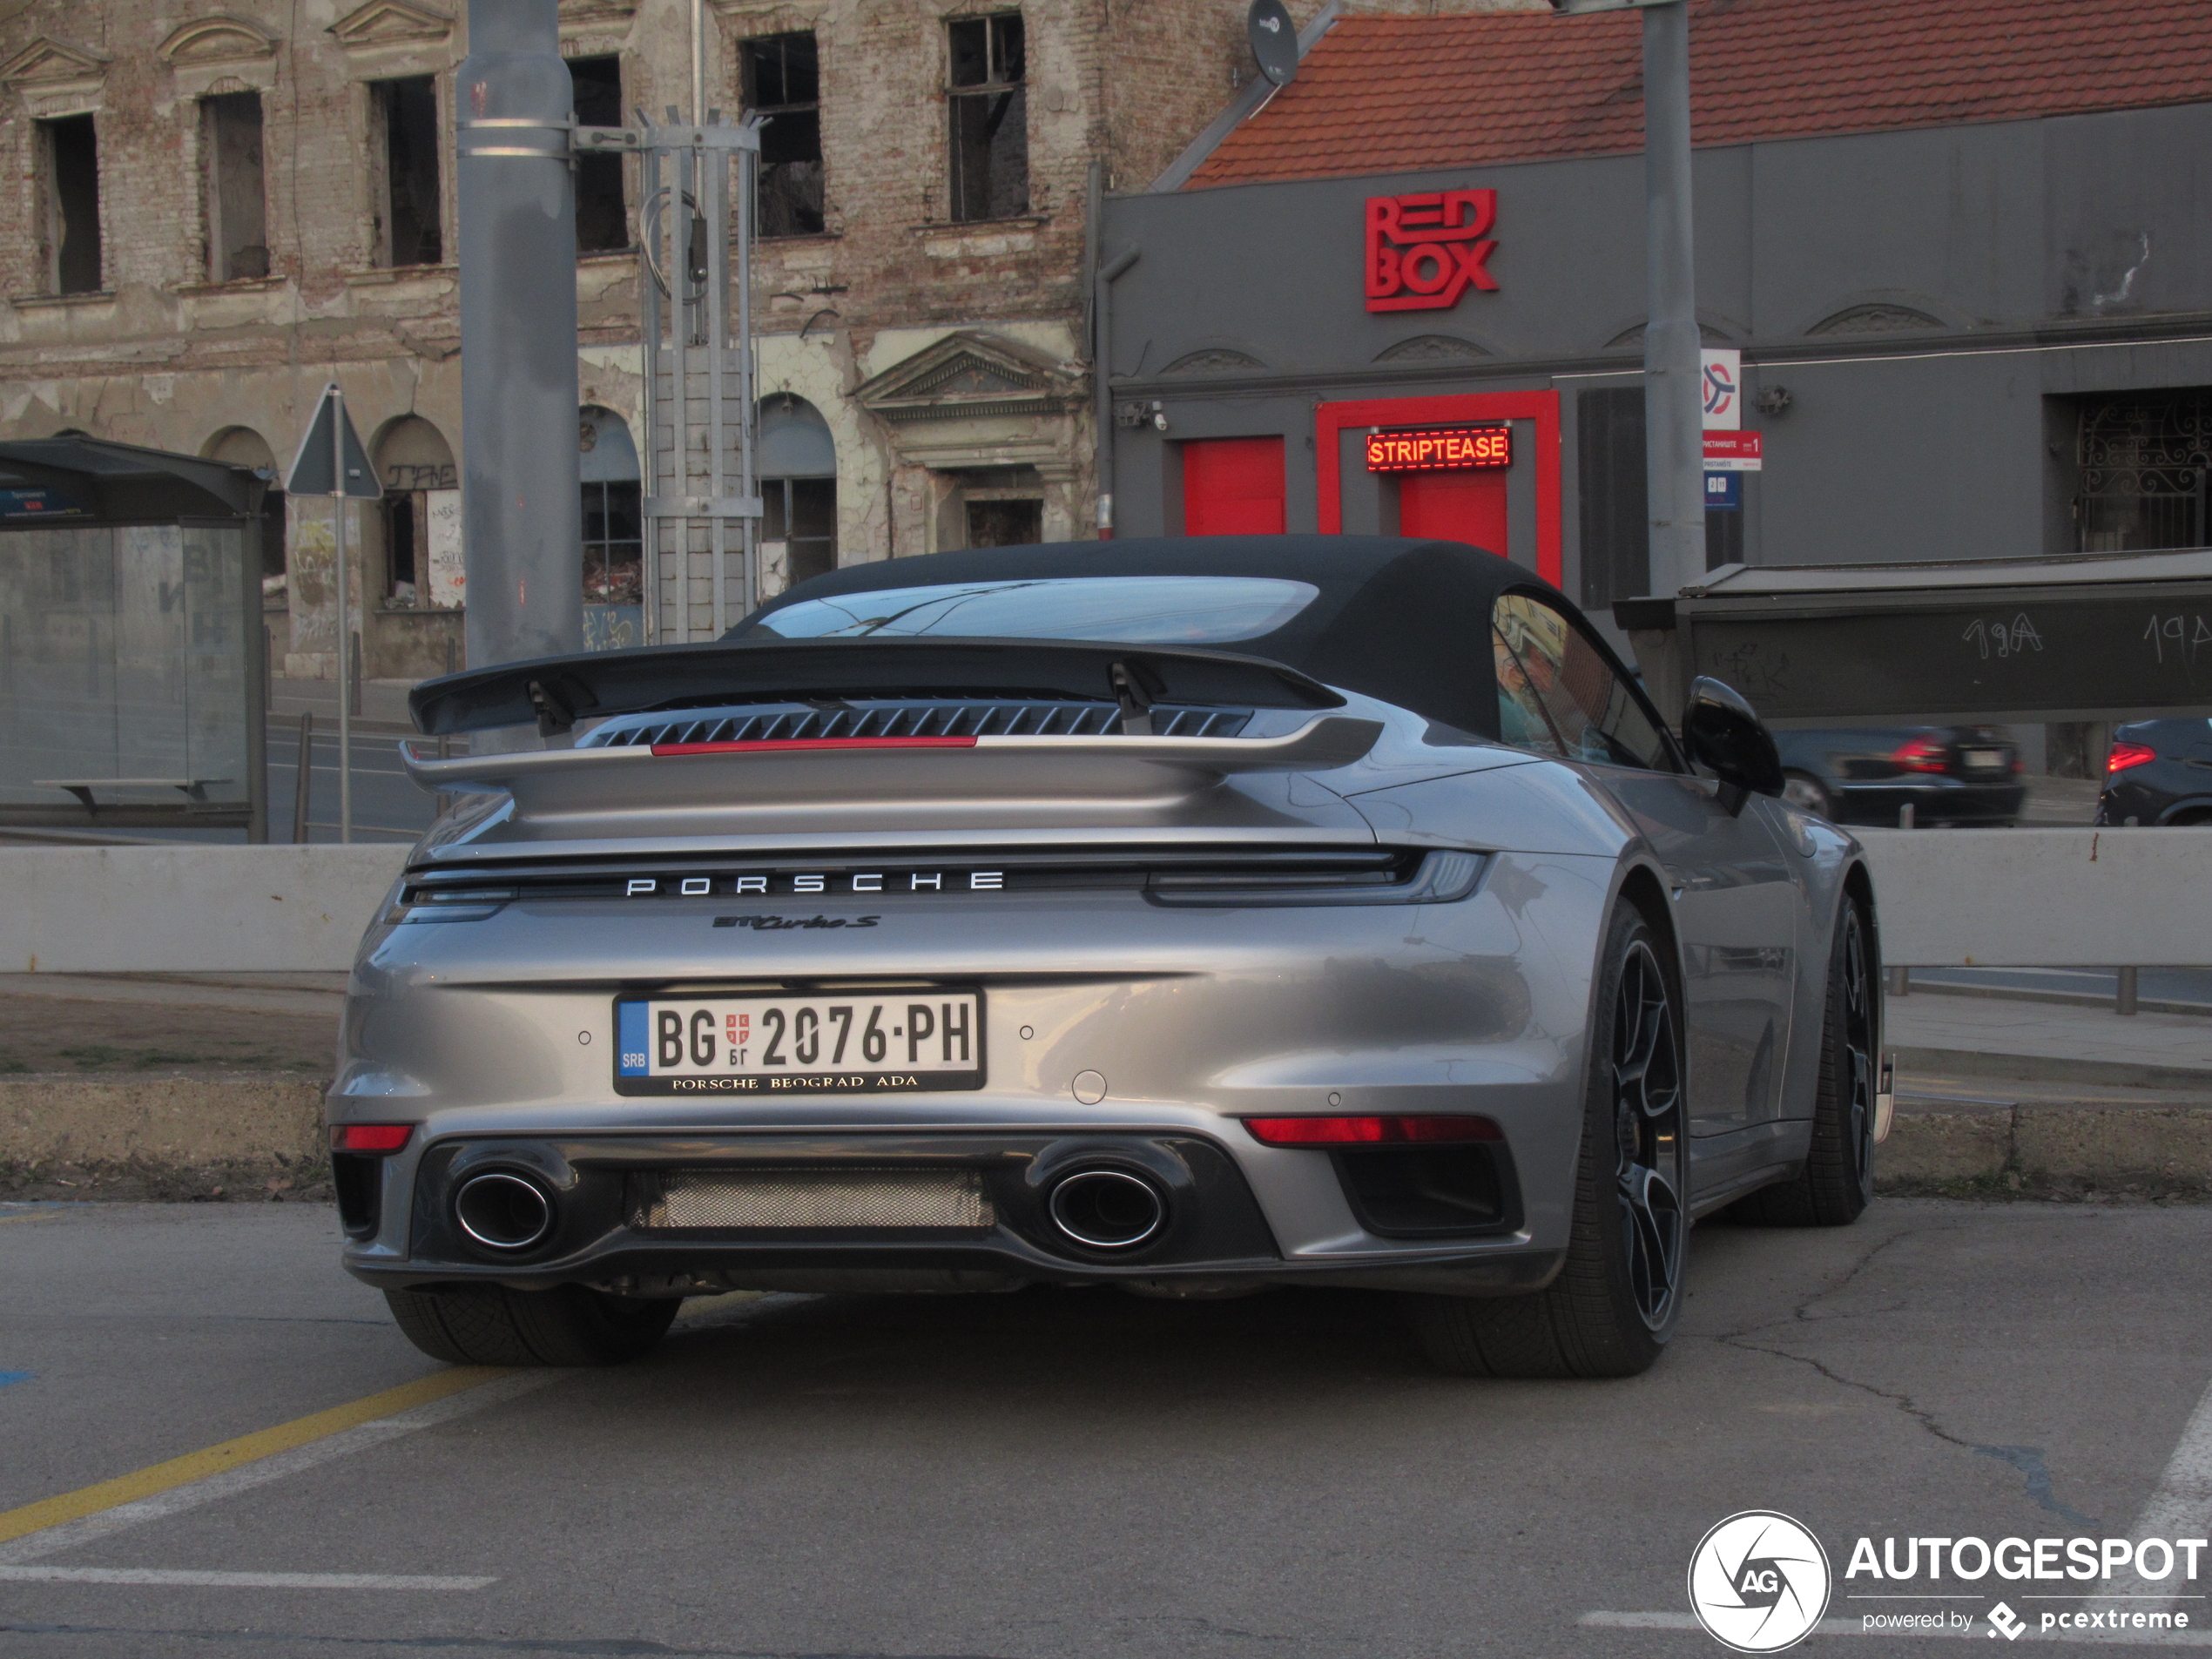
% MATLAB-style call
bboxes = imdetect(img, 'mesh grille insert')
[631,1169,993,1231]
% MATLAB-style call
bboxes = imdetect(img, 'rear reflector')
[1243,1115,1502,1147]
[330,1123,415,1153]
[650,737,978,757]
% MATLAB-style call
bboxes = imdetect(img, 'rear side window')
[1492,590,1670,770]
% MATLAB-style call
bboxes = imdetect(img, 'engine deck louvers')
[579,699,1254,748]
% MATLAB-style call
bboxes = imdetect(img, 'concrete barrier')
[0,845,408,973]
[1854,827,2212,968]
[0,826,2202,975]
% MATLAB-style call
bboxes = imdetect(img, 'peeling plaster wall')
[1,0,1513,677]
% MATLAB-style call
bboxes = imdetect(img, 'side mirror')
[1683,677,1784,813]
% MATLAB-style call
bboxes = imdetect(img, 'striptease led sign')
[1365,424,1511,473]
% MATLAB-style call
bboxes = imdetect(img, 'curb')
[0,1074,328,1201]
[3,1075,2208,1204]
[1893,1045,2212,1094]
[1880,1098,2212,1197]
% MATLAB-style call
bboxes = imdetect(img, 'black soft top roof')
[410,536,1562,737]
[737,536,1558,738]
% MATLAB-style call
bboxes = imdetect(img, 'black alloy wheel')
[1407,904,1687,1378]
[1730,895,1877,1227]
[1612,935,1687,1332]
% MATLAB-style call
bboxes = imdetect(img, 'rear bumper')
[337,1128,1561,1298]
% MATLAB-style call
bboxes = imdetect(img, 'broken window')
[39,114,102,294]
[201,92,268,282]
[741,33,823,237]
[373,76,442,267]
[947,12,1027,223]
[570,54,628,253]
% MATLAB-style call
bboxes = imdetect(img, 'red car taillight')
[1243,1115,1502,1147]
[329,1123,414,1153]
[2107,742,2158,774]
[1892,736,1949,774]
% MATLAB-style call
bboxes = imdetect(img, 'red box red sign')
[1365,189,1499,312]
[1365,424,1512,473]
[1702,430,1764,471]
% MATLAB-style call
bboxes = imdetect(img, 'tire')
[1780,771,1833,819]
[384,1284,679,1366]
[1406,904,1688,1379]
[1728,894,1877,1227]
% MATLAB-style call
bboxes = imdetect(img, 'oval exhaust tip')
[1047,1169,1165,1251]
[454,1171,554,1251]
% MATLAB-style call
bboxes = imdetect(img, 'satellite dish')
[1248,0,1298,87]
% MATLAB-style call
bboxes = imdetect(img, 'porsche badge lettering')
[625,871,1004,898]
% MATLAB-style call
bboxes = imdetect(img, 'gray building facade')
[1096,99,2212,649]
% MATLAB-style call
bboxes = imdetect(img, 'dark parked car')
[1774,726,2026,826]
[2098,719,2212,825]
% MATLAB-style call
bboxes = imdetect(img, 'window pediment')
[855,331,1080,424]
[158,16,281,65]
[329,0,454,50]
[0,36,111,89]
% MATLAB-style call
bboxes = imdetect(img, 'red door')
[1182,437,1285,535]
[1397,469,1507,556]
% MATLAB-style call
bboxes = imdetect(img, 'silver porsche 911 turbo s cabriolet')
[331,536,1884,1379]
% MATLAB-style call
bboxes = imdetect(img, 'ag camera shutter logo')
[1688,1511,1832,1652]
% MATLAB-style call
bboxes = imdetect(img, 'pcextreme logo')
[1688,1512,1832,1653]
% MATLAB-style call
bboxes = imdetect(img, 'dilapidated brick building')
[0,0,1524,678]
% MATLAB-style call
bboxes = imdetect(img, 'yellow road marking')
[0,1367,507,1546]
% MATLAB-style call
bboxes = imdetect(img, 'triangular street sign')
[285,383,382,498]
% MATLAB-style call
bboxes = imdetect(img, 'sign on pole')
[284,387,381,500]
[285,385,381,846]
[1701,348,1741,431]
[1703,431,1763,472]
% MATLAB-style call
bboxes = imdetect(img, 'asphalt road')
[2,1197,2209,1657]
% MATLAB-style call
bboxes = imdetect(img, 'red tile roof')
[1186,0,2212,188]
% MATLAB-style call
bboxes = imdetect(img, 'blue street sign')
[1703,470,1741,511]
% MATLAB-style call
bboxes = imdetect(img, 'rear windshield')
[748,576,1319,645]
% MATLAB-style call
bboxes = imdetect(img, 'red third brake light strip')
[330,1123,414,1153]
[2107,742,2158,773]
[1243,1115,1502,1147]
[650,737,979,757]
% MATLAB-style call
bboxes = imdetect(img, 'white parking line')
[0,1372,556,1565]
[0,1566,492,1591]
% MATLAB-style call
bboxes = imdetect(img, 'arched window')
[759,393,836,592]
[372,415,459,607]
[202,425,286,592]
[580,406,641,604]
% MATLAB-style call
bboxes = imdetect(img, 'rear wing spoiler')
[400,718,1387,826]
[408,637,1344,738]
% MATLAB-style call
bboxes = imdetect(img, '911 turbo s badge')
[712,914,881,930]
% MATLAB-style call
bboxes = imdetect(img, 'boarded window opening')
[570,55,627,253]
[201,93,267,282]
[947,13,1027,223]
[40,114,102,295]
[742,33,824,237]
[374,76,442,267]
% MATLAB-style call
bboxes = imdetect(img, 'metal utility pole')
[1640,0,1703,600]
[456,0,583,709]
[1549,0,1703,599]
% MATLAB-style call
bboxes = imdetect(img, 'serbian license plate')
[614,993,984,1095]
[1962,748,2007,773]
